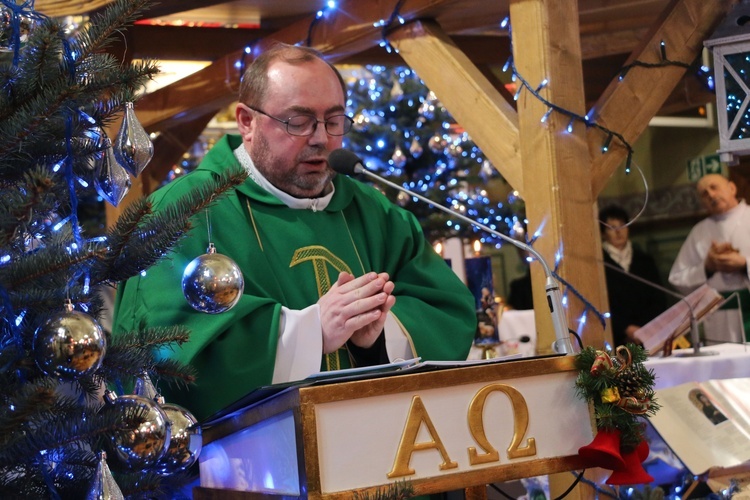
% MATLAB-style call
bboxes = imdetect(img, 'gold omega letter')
[467,383,536,465]
[387,396,458,478]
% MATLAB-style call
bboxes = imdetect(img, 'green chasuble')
[113,135,477,421]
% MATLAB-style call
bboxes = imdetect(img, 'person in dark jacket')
[600,204,667,347]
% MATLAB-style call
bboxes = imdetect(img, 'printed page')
[650,379,750,475]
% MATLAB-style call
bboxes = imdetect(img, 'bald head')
[696,174,738,216]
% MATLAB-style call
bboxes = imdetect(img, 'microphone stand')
[350,165,577,355]
[602,262,717,357]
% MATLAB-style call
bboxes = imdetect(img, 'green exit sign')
[687,154,723,182]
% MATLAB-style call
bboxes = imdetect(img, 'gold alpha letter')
[387,396,458,478]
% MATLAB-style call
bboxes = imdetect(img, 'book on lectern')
[650,377,750,476]
[633,284,724,355]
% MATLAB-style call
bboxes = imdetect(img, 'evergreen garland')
[574,343,659,452]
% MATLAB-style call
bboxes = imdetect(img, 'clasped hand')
[705,241,747,274]
[318,271,396,354]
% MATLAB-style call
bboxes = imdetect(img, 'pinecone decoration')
[615,364,647,400]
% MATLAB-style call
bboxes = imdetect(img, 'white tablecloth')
[645,343,750,390]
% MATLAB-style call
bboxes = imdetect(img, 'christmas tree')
[343,65,524,247]
[0,1,243,497]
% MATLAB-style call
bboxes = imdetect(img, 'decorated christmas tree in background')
[342,65,525,247]
[0,0,242,497]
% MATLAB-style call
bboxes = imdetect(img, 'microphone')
[328,148,577,355]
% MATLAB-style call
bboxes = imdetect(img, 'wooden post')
[510,0,606,352]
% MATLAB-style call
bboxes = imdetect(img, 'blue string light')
[304,1,337,47]
[502,20,636,171]
[376,0,407,54]
[552,271,608,329]
[618,41,691,80]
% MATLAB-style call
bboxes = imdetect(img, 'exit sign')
[687,154,723,182]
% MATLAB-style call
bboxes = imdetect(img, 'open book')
[633,284,724,355]
[649,378,750,476]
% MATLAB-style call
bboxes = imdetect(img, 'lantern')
[705,1,750,166]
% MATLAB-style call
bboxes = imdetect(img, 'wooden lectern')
[194,355,594,499]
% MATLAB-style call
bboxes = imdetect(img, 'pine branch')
[0,379,58,443]
[71,0,154,62]
[97,167,248,282]
[100,196,152,269]
[354,480,415,499]
[574,344,659,452]
[102,326,196,386]
[0,240,107,293]
[152,359,198,389]
[0,167,66,247]
[0,398,105,466]
[0,1,159,176]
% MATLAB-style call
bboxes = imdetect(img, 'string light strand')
[375,0,407,53]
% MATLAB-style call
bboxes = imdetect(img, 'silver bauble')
[182,243,244,314]
[352,113,369,132]
[0,7,35,53]
[396,190,411,207]
[34,303,106,379]
[391,145,407,169]
[153,402,202,475]
[101,390,171,471]
[428,133,446,153]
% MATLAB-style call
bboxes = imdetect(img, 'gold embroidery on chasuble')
[290,246,353,371]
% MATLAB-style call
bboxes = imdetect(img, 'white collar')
[233,144,334,211]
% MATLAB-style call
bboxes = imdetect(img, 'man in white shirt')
[669,174,750,343]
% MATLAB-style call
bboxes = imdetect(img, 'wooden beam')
[123,0,231,19]
[36,0,228,18]
[35,0,114,17]
[387,21,523,192]
[115,25,271,62]
[144,110,217,190]
[589,0,737,196]
[510,0,606,348]
[132,0,463,132]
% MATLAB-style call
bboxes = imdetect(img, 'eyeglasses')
[247,106,353,137]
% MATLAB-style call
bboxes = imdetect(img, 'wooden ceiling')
[32,0,726,196]
[37,0,713,114]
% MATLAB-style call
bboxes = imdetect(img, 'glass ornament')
[153,400,202,475]
[133,371,159,400]
[95,139,131,207]
[0,6,35,53]
[409,137,423,159]
[85,451,124,500]
[113,102,153,177]
[34,301,106,379]
[391,145,407,168]
[182,243,244,314]
[101,390,171,471]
